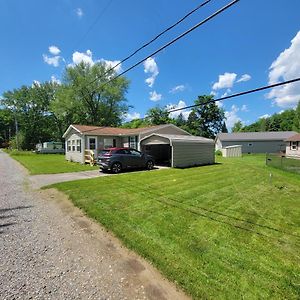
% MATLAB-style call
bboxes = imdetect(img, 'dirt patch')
[39,188,190,300]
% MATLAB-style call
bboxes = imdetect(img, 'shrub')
[215,149,222,156]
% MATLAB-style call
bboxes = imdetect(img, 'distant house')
[285,133,300,159]
[62,124,215,167]
[215,131,297,154]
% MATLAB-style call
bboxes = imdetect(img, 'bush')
[9,131,26,150]
[215,150,222,156]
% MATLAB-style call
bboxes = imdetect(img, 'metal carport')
[140,134,215,168]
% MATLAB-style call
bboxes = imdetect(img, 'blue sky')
[1,0,300,129]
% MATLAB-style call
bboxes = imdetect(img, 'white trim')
[88,136,97,150]
[62,125,82,138]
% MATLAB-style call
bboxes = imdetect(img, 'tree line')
[0,61,227,150]
[232,102,300,133]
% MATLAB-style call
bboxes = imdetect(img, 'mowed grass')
[5,150,98,174]
[50,155,300,299]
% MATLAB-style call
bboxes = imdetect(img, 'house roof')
[141,133,214,144]
[63,123,184,138]
[217,131,297,142]
[285,133,300,142]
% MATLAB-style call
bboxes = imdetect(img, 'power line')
[73,0,114,51]
[100,0,212,75]
[167,77,300,113]
[101,0,239,88]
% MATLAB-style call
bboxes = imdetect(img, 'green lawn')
[5,150,98,174]
[49,155,300,299]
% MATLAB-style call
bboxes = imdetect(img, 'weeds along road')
[0,150,188,300]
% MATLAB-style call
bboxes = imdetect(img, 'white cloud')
[225,105,241,130]
[267,31,300,107]
[72,50,94,65]
[43,54,60,67]
[125,112,141,121]
[49,46,61,56]
[241,104,249,112]
[259,114,270,119]
[166,100,191,120]
[76,8,83,18]
[237,74,251,83]
[144,57,159,87]
[69,50,122,73]
[221,89,231,98]
[51,75,61,85]
[149,91,162,102]
[212,72,237,90]
[170,85,186,94]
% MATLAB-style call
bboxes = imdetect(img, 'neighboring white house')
[285,133,300,159]
[215,131,297,154]
[62,124,190,164]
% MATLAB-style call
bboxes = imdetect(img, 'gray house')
[63,124,215,167]
[215,131,297,154]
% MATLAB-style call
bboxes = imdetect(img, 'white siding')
[65,130,84,163]
[172,142,215,168]
[222,145,242,157]
[286,142,300,158]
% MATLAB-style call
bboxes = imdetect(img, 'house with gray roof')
[216,131,297,154]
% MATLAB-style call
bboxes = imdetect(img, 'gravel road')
[0,150,189,300]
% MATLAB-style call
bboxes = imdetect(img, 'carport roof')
[141,133,214,144]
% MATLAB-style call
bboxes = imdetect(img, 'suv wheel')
[146,160,154,170]
[111,162,122,174]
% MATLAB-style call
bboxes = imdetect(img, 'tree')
[232,120,243,132]
[145,106,173,125]
[293,100,300,131]
[0,108,14,146]
[221,121,228,133]
[186,95,225,138]
[1,82,59,149]
[52,62,130,128]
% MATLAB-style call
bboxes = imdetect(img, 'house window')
[76,140,81,152]
[291,141,298,150]
[67,141,71,152]
[104,138,116,148]
[89,138,96,150]
[72,140,75,151]
[129,136,138,149]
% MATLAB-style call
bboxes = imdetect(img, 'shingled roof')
[217,131,297,141]
[285,133,300,142]
[63,124,178,138]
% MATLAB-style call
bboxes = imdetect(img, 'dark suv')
[97,148,155,173]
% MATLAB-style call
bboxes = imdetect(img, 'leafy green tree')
[232,120,243,132]
[145,106,173,125]
[52,62,130,128]
[221,121,228,133]
[186,95,225,138]
[1,82,59,149]
[175,113,186,128]
[0,108,14,146]
[292,101,300,131]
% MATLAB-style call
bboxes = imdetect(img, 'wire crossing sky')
[0,0,299,129]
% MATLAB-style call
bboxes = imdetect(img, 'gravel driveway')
[0,150,188,300]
